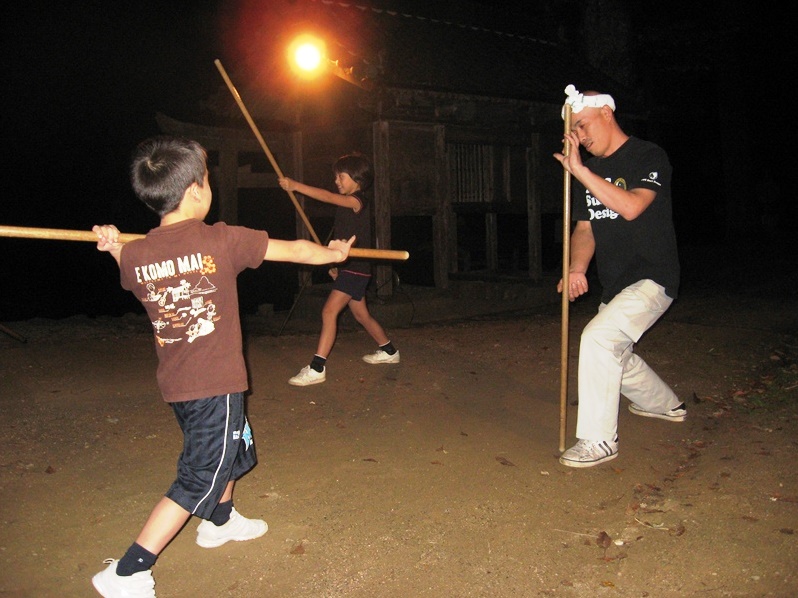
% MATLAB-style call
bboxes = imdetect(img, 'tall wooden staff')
[0,323,26,343]
[559,103,573,453]
[213,59,322,245]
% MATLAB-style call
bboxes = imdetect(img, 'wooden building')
[158,0,640,301]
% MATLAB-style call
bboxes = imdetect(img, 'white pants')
[575,279,680,441]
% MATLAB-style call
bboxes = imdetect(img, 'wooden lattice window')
[449,143,494,203]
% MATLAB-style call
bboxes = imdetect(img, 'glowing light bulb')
[294,43,322,72]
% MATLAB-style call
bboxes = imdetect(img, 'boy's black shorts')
[165,392,257,519]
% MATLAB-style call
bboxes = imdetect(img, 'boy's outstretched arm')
[265,235,355,265]
[92,224,124,265]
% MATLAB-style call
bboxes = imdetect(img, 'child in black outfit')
[279,153,400,387]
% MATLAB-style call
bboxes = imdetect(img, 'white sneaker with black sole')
[362,349,400,364]
[559,437,619,468]
[628,402,686,422]
[288,365,326,386]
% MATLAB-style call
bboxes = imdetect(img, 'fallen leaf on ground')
[596,531,612,548]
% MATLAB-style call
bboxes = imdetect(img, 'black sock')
[379,342,396,355]
[310,354,326,373]
[116,542,157,576]
[210,499,233,526]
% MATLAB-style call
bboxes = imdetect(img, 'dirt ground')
[2,248,797,598]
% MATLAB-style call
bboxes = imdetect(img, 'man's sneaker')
[362,349,400,364]
[559,437,619,468]
[92,559,155,598]
[196,507,268,548]
[629,402,686,422]
[288,365,326,386]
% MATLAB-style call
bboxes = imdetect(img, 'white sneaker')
[288,365,326,386]
[196,507,268,548]
[559,437,619,468]
[629,402,687,422]
[362,349,400,364]
[92,559,156,598]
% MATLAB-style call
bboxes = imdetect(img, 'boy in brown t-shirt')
[91,135,353,597]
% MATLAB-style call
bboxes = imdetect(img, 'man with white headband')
[554,85,683,468]
[561,84,616,119]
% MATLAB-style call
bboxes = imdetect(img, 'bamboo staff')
[0,225,410,261]
[0,323,26,343]
[213,59,321,245]
[559,104,573,453]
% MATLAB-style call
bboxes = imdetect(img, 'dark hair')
[130,135,208,217]
[333,152,373,193]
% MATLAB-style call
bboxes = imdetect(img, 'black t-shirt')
[572,136,680,302]
[334,191,372,275]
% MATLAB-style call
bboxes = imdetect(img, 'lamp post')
[287,34,374,90]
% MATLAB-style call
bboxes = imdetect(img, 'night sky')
[0,1,789,322]
[2,1,228,320]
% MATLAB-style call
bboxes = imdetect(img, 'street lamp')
[287,34,374,90]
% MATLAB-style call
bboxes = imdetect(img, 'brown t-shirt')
[119,219,270,402]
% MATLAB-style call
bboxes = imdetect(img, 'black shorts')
[165,393,257,519]
[333,269,372,301]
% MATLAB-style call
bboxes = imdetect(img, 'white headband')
[561,84,616,119]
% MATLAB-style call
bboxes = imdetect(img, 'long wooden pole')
[0,225,409,261]
[0,323,26,343]
[213,59,322,245]
[559,104,573,453]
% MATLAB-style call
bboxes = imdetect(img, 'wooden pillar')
[526,134,542,281]
[373,120,393,296]
[433,124,451,289]
[485,212,498,271]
